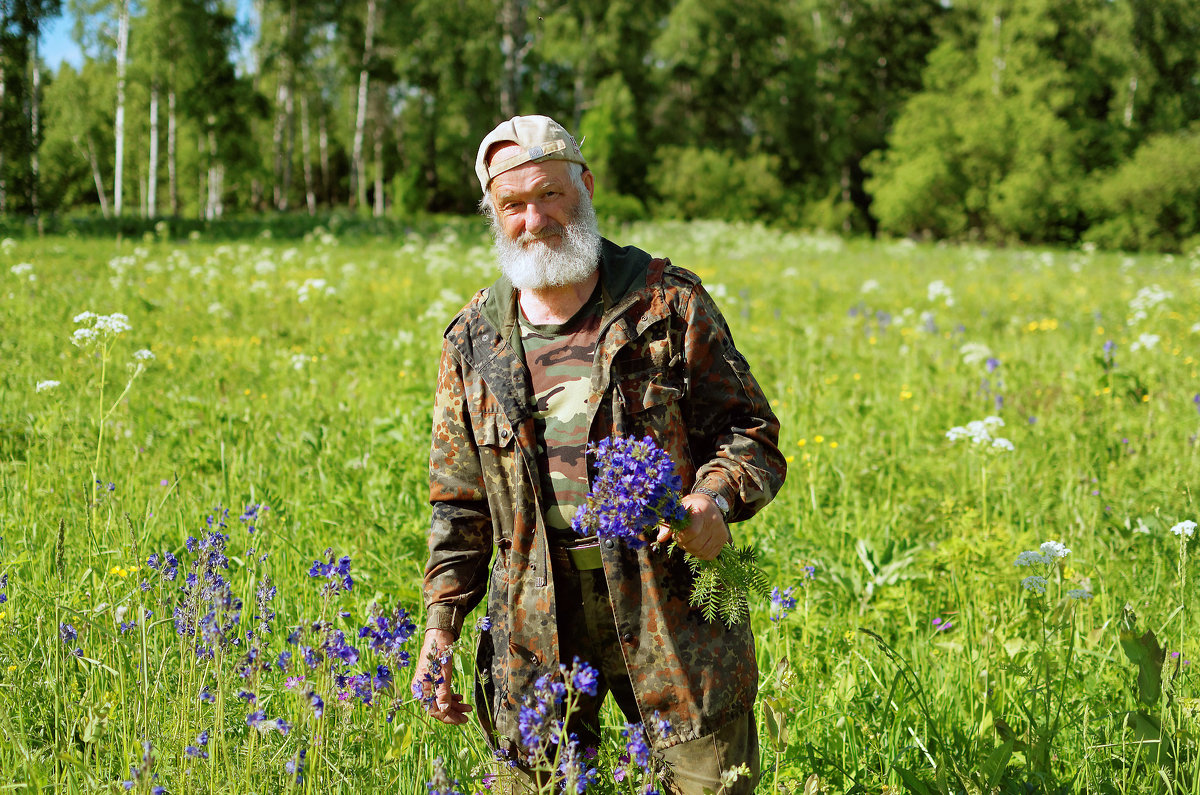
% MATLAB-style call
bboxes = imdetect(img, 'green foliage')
[1084,128,1200,253]
[3,214,1200,791]
[649,146,786,221]
[686,543,770,628]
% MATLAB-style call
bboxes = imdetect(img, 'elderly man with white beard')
[411,115,786,793]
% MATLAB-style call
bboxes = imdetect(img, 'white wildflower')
[1130,333,1160,352]
[36,380,61,392]
[73,311,97,323]
[927,279,954,305]
[1170,520,1196,538]
[133,349,155,362]
[1040,540,1071,560]
[1022,576,1047,594]
[93,313,132,335]
[1191,321,1200,333]
[1015,550,1048,567]
[72,327,99,345]
[0,238,15,253]
[291,353,309,371]
[297,278,335,302]
[1066,589,1093,600]
[11,263,34,279]
[960,342,993,366]
[991,437,1014,452]
[983,416,1004,428]
[860,278,880,294]
[1128,285,1171,324]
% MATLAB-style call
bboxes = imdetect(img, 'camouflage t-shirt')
[518,289,602,541]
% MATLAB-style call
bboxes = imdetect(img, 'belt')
[549,539,604,572]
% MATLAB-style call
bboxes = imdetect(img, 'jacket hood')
[479,238,654,347]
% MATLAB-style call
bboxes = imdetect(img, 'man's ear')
[582,169,595,199]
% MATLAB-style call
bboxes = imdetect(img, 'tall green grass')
[1,223,1197,792]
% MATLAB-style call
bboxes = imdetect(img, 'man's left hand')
[657,493,729,561]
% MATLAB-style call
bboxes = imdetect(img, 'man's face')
[485,143,601,291]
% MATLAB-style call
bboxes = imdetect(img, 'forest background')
[1,0,1198,253]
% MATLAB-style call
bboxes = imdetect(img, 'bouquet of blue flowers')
[570,435,769,627]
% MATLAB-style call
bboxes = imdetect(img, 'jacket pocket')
[618,373,684,414]
[472,410,515,448]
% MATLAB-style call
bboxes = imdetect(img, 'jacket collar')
[479,237,654,347]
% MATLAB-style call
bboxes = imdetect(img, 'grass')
[0,220,1198,793]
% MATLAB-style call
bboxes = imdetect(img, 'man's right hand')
[410,628,473,725]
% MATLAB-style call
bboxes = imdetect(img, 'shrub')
[1084,127,1200,252]
[648,146,786,222]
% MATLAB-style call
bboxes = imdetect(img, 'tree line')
[1,0,1198,251]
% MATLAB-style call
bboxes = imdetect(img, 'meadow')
[1,218,1198,793]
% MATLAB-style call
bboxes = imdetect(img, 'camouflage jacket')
[423,238,786,751]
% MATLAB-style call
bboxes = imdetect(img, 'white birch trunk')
[0,61,6,212]
[272,81,286,208]
[84,135,110,218]
[31,30,41,216]
[168,87,178,215]
[301,94,316,214]
[352,0,377,210]
[114,0,130,216]
[373,118,384,217]
[282,81,295,211]
[148,83,159,217]
[319,112,330,204]
[206,124,221,220]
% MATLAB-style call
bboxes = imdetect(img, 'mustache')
[516,224,565,245]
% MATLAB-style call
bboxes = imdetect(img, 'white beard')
[492,194,602,290]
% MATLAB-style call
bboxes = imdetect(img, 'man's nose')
[523,202,550,234]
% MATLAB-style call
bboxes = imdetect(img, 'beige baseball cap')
[475,115,587,192]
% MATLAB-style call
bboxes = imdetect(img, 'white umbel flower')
[36,380,61,392]
[1171,520,1196,538]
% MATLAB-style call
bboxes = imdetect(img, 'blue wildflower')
[308,549,353,593]
[769,586,798,622]
[59,622,77,645]
[571,435,686,549]
[426,758,466,795]
[621,722,652,768]
[570,658,598,697]
[307,689,325,719]
[185,730,210,759]
[285,748,306,783]
[358,603,417,666]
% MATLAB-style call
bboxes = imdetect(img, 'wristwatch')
[692,487,730,520]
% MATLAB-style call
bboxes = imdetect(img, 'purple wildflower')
[985,357,1000,373]
[621,722,652,768]
[308,549,353,593]
[570,658,598,697]
[307,689,325,719]
[185,730,210,759]
[59,622,77,645]
[571,435,686,549]
[769,586,797,622]
[285,748,306,783]
[358,603,417,666]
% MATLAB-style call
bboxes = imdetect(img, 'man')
[411,114,785,793]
